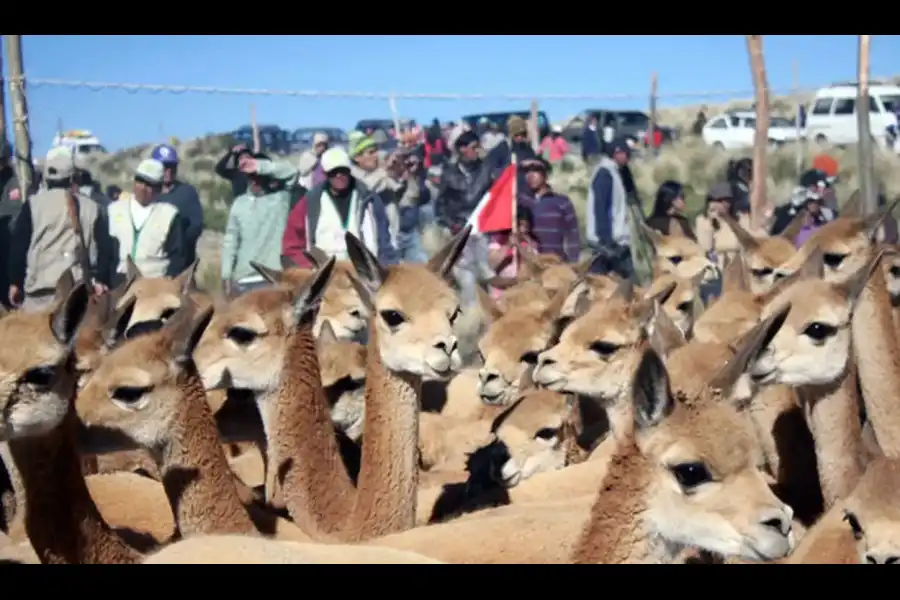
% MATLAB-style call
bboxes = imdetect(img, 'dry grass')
[81,93,900,294]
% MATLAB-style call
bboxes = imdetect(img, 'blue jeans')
[419,203,436,230]
[396,229,427,264]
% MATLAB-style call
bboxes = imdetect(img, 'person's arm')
[560,197,581,262]
[694,214,714,254]
[8,199,32,289]
[255,158,299,184]
[215,149,239,181]
[219,201,241,283]
[435,167,463,228]
[591,169,614,244]
[369,194,398,265]
[91,207,113,287]
[162,214,187,278]
[558,138,570,156]
[181,185,205,251]
[281,195,312,268]
[487,240,514,271]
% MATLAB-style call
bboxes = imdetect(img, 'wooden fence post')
[856,35,876,216]
[648,72,658,159]
[250,103,260,153]
[793,59,803,178]
[529,99,540,154]
[5,35,33,198]
[0,38,6,139]
[746,35,770,232]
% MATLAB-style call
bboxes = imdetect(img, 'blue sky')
[4,35,899,155]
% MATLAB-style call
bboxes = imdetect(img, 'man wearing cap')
[488,115,537,177]
[107,159,187,286]
[282,147,395,268]
[348,131,403,246]
[519,157,580,263]
[770,168,835,238]
[151,144,204,267]
[8,146,112,311]
[215,143,253,199]
[297,132,330,190]
[585,138,637,279]
[220,152,299,297]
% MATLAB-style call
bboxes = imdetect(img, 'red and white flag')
[466,163,517,235]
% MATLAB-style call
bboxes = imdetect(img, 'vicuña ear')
[839,248,885,309]
[346,231,389,292]
[50,270,90,346]
[667,218,685,238]
[862,197,900,242]
[316,319,339,348]
[721,253,750,294]
[638,221,664,250]
[631,346,675,431]
[426,224,471,280]
[613,275,634,302]
[168,300,215,364]
[304,247,331,269]
[290,256,336,329]
[174,259,200,294]
[250,261,284,285]
[719,213,759,252]
[757,247,824,306]
[842,189,862,218]
[708,301,791,396]
[102,295,137,349]
[649,302,686,357]
[780,208,808,243]
[476,287,504,324]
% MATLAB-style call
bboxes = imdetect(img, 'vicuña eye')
[588,341,619,357]
[843,510,864,541]
[751,267,773,278]
[21,365,58,388]
[802,322,838,342]
[519,351,539,365]
[226,326,259,346]
[159,308,177,321]
[666,255,683,265]
[111,385,153,405]
[534,427,558,441]
[449,306,462,325]
[670,462,713,491]
[890,265,900,278]
[823,252,847,269]
[379,310,406,328]
[676,301,693,313]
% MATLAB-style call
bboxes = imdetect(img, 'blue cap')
[151,144,178,165]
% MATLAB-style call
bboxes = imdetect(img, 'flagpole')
[511,155,518,276]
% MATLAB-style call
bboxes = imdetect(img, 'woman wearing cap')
[106,158,188,286]
[537,126,569,164]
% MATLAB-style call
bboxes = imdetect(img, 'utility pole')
[0,38,7,141]
[5,35,33,197]
[856,35,876,216]
[250,103,260,153]
[746,35,770,232]
[648,72,658,159]
[793,59,803,178]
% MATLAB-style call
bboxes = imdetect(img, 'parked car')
[805,81,900,148]
[289,127,348,154]
[702,111,801,150]
[461,111,551,139]
[230,125,291,155]
[560,110,676,146]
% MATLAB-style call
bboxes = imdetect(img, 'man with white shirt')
[107,158,187,285]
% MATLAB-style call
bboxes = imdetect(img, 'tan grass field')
[79,92,900,292]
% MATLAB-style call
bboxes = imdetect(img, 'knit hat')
[609,137,632,157]
[454,130,479,150]
[321,147,352,173]
[812,154,839,178]
[507,116,528,138]
[348,132,377,158]
[44,146,79,181]
[135,158,165,185]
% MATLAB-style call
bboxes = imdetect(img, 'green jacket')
[220,158,297,283]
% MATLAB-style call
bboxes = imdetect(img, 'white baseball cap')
[320,147,351,173]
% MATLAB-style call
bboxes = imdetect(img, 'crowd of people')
[0,112,895,315]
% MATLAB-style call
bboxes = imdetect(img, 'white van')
[50,129,108,156]
[805,83,900,148]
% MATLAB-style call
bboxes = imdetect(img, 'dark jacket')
[215,149,249,199]
[488,140,537,191]
[435,158,495,231]
[581,126,601,159]
[158,181,204,265]
[398,173,431,233]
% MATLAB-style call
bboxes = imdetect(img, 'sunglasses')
[327,167,351,178]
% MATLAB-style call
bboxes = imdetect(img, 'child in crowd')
[487,205,540,299]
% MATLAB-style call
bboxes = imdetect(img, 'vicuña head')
[343,227,468,381]
[119,258,203,336]
[317,321,367,441]
[750,249,881,388]
[0,270,89,439]
[719,211,802,295]
[842,457,900,564]
[76,298,214,453]
[640,220,718,283]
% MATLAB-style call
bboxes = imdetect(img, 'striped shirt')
[518,189,581,263]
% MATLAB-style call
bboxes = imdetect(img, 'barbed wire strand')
[25,77,824,102]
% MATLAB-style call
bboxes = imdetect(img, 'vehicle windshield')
[879,95,900,113]
[617,111,650,127]
[75,144,107,155]
[769,116,795,127]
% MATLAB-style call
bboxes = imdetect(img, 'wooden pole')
[856,35,876,216]
[529,99,540,154]
[648,72,658,159]
[793,59,803,178]
[746,35,770,232]
[0,40,6,140]
[250,103,260,153]
[388,93,402,138]
[5,35,33,198]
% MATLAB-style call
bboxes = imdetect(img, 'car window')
[729,115,741,127]
[617,112,649,127]
[879,95,900,114]
[744,117,756,128]
[867,96,881,113]
[811,98,834,115]
[709,118,727,129]
[537,114,549,128]
[833,98,855,115]
[769,116,794,128]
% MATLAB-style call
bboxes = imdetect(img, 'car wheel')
[815,134,828,145]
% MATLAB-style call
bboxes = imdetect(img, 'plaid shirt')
[518,189,580,263]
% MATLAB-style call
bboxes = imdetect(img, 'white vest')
[108,198,179,278]
[315,190,374,261]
